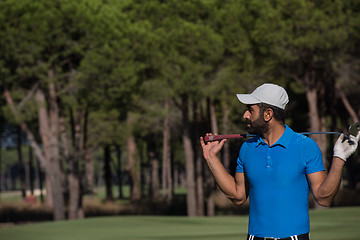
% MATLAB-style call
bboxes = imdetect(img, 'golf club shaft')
[204,132,343,142]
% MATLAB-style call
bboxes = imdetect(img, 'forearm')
[205,156,247,205]
[316,157,345,206]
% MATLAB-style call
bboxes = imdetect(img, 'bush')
[0,203,53,223]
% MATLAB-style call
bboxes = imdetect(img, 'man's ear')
[263,108,273,122]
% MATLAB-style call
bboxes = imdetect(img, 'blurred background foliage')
[0,0,360,222]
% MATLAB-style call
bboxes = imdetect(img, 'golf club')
[204,122,360,142]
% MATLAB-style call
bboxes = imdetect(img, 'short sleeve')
[236,144,246,173]
[304,138,325,174]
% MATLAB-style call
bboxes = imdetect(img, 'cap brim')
[236,94,261,105]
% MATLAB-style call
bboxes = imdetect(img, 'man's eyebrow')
[246,104,254,110]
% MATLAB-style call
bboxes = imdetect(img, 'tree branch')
[18,82,40,108]
[3,87,47,168]
[336,84,359,122]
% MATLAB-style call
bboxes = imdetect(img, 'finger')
[218,139,227,149]
[348,135,357,146]
[337,133,345,143]
[355,130,360,141]
[200,137,205,147]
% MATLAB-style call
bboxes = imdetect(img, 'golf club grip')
[204,134,246,142]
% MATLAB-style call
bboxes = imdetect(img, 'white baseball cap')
[236,83,289,110]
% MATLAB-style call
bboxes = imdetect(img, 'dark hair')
[258,103,285,124]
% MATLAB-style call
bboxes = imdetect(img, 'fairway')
[1,207,360,240]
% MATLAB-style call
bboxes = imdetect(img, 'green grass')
[308,207,360,240]
[0,191,25,203]
[1,207,360,240]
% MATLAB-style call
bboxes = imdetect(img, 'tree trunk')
[36,87,54,204]
[85,147,94,195]
[209,99,218,134]
[37,158,45,203]
[104,144,113,201]
[80,107,89,206]
[126,135,141,202]
[68,108,83,219]
[149,151,160,200]
[29,146,35,195]
[174,167,179,189]
[162,100,173,203]
[115,144,124,199]
[68,164,80,219]
[181,95,197,216]
[48,81,66,220]
[15,83,65,220]
[194,102,204,216]
[17,126,26,199]
[47,164,65,220]
[115,145,123,199]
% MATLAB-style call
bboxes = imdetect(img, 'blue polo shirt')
[236,125,325,238]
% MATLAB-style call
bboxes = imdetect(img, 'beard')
[246,116,269,135]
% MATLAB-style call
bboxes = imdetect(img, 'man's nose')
[243,110,250,119]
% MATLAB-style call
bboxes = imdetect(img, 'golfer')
[200,83,360,240]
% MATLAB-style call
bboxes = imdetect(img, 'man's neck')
[261,123,286,146]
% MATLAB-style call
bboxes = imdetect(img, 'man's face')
[243,104,269,135]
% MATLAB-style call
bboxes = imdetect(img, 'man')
[200,83,360,240]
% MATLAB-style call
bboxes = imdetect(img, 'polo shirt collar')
[256,125,293,148]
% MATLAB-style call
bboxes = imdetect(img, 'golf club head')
[348,122,360,137]
[345,122,360,145]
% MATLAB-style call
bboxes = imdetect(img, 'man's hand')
[333,131,360,161]
[200,133,227,160]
